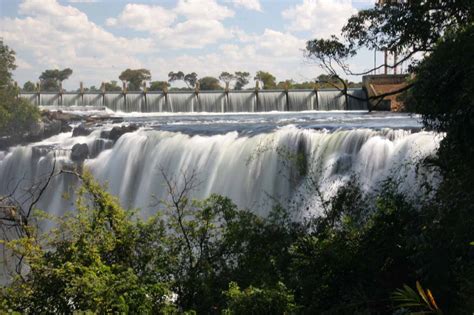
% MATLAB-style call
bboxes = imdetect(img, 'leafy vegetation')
[0,39,39,138]
[39,68,73,91]
[119,68,151,91]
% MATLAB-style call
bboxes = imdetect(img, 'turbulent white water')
[0,111,441,218]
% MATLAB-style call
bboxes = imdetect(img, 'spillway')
[21,89,368,113]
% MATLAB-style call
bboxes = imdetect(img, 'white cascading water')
[0,114,441,219]
[20,89,368,113]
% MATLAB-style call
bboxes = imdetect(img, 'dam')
[19,88,368,112]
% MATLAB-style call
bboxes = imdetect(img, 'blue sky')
[0,0,377,90]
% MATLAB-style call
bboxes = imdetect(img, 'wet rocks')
[70,143,89,163]
[102,124,139,142]
[72,124,92,137]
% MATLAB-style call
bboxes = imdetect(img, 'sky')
[0,0,377,90]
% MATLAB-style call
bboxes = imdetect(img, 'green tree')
[104,80,122,92]
[0,40,39,138]
[149,80,170,91]
[223,282,297,315]
[39,68,73,91]
[219,72,235,89]
[119,68,151,91]
[276,80,294,89]
[0,172,175,313]
[22,80,36,92]
[168,71,198,89]
[168,71,184,84]
[234,71,250,90]
[198,76,222,90]
[184,72,198,88]
[0,38,16,88]
[254,71,276,89]
[292,81,315,89]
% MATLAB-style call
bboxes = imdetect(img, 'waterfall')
[197,92,226,112]
[258,91,287,111]
[288,90,316,111]
[61,94,82,106]
[0,124,441,218]
[227,92,256,112]
[39,94,60,106]
[82,93,103,106]
[145,93,167,112]
[317,90,346,110]
[104,93,125,111]
[167,93,196,112]
[347,89,368,110]
[125,93,145,112]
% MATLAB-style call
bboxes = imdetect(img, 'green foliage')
[341,1,473,53]
[1,172,174,313]
[198,76,222,90]
[150,80,170,91]
[103,80,122,92]
[223,282,297,315]
[119,68,151,91]
[39,68,73,91]
[219,72,235,88]
[0,40,39,138]
[254,71,276,89]
[0,38,16,88]
[234,71,250,90]
[22,80,36,92]
[168,71,198,89]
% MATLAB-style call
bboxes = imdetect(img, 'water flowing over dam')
[0,111,440,219]
[20,89,368,112]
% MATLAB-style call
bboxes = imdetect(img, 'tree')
[234,71,250,90]
[22,81,36,92]
[149,81,170,91]
[198,76,221,90]
[39,68,73,92]
[276,80,294,89]
[167,71,197,89]
[254,71,276,89]
[0,40,39,137]
[305,1,473,105]
[168,71,184,84]
[184,72,198,89]
[219,72,235,89]
[0,38,16,88]
[104,80,122,92]
[119,68,151,91]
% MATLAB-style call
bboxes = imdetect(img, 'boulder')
[105,124,139,142]
[72,124,92,137]
[70,143,89,162]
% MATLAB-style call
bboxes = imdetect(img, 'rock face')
[103,124,139,142]
[72,124,92,137]
[70,143,89,163]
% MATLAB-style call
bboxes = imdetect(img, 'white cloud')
[105,4,176,31]
[106,0,234,49]
[231,0,262,12]
[2,0,154,86]
[175,0,234,20]
[157,19,231,49]
[67,0,98,3]
[282,0,357,38]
